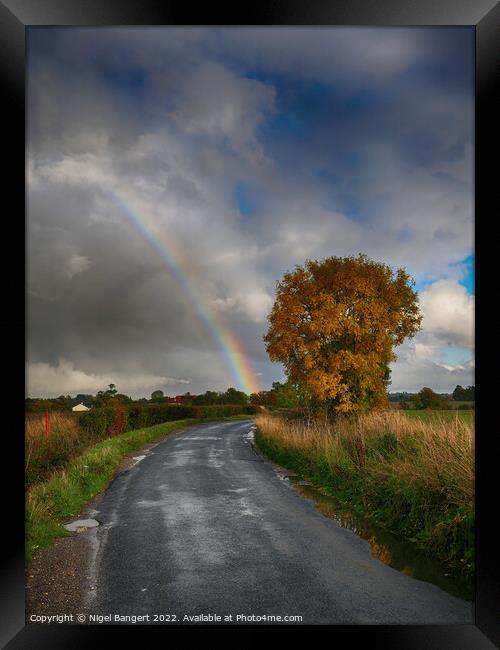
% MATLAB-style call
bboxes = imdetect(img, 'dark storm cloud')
[27,182,210,368]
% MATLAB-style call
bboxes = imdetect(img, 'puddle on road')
[289,477,473,601]
[64,518,100,532]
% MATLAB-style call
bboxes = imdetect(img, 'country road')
[80,419,473,625]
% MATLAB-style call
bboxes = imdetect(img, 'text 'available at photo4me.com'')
[29,612,304,624]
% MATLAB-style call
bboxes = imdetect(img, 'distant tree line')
[25,381,475,414]
[388,392,416,403]
[26,384,251,412]
[452,385,475,401]
[192,387,248,405]
[389,386,474,403]
[387,385,475,410]
[150,387,249,406]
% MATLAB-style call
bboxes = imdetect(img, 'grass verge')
[26,415,253,563]
[255,411,474,578]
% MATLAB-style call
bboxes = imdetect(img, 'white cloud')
[173,61,275,130]
[169,61,275,165]
[210,289,272,323]
[235,289,274,323]
[390,354,474,393]
[419,279,474,349]
[27,359,189,398]
[32,153,114,188]
[66,254,93,279]
[388,277,474,392]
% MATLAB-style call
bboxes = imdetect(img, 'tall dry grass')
[256,410,474,506]
[25,412,83,486]
[25,406,133,486]
[255,410,474,571]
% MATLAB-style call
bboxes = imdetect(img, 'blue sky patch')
[98,66,146,100]
[234,182,257,217]
[456,254,474,294]
[414,254,474,295]
[440,346,472,366]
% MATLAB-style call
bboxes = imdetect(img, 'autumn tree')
[264,254,422,414]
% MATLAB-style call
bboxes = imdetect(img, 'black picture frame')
[2,1,498,647]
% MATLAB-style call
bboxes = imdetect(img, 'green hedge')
[79,403,257,439]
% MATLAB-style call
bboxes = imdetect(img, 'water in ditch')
[289,477,473,601]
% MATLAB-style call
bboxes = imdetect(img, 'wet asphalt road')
[83,420,473,624]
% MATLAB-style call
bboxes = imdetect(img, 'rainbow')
[106,188,261,396]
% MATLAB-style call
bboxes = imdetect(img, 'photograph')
[23,24,477,628]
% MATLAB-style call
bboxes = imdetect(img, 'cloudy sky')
[27,27,474,398]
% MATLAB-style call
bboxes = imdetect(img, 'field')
[255,410,474,576]
[403,409,474,424]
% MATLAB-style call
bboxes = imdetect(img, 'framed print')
[2,0,498,647]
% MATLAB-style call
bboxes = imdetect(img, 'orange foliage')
[264,254,422,413]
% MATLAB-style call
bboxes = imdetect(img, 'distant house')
[72,402,90,412]
[173,393,195,405]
